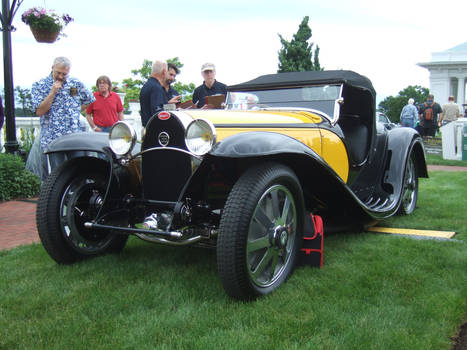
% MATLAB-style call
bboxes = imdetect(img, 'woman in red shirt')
[86,76,124,132]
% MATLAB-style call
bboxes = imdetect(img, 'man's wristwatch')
[93,126,98,131]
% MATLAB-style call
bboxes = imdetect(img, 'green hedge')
[0,153,41,201]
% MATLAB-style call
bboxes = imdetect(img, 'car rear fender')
[385,128,428,192]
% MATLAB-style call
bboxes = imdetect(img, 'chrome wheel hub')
[246,184,297,288]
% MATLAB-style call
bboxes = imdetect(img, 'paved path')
[1,164,466,252]
[0,198,39,250]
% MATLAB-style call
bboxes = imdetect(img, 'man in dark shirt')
[418,94,443,137]
[164,62,181,103]
[140,60,168,127]
[192,63,227,108]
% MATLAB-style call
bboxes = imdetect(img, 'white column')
[457,77,465,106]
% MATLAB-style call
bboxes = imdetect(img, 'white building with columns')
[418,42,467,112]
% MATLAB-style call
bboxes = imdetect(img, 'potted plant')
[21,7,73,43]
[128,99,140,113]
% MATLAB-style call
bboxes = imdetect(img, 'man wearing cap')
[440,96,461,126]
[192,63,227,108]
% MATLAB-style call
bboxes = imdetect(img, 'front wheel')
[217,162,304,300]
[397,151,419,215]
[36,160,128,264]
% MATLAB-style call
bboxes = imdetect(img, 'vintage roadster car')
[37,70,428,300]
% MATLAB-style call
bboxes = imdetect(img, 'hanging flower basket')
[29,26,59,43]
[21,7,73,44]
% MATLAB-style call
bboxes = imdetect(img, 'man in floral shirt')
[31,56,95,177]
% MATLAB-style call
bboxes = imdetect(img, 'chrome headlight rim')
[185,118,217,156]
[109,121,137,156]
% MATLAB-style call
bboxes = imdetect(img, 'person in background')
[192,62,227,108]
[139,60,168,127]
[164,63,181,104]
[31,56,95,180]
[418,94,443,138]
[86,75,124,132]
[439,96,461,126]
[0,96,4,151]
[399,98,418,128]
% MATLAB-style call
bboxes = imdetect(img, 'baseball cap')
[201,63,215,72]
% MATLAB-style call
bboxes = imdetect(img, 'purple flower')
[62,14,74,25]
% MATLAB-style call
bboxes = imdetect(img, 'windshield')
[226,84,342,117]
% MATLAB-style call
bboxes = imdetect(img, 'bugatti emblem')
[158,112,171,120]
[158,132,170,147]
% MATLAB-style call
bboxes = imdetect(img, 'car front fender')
[210,131,319,158]
[45,132,110,155]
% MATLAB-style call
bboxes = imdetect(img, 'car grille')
[141,114,192,201]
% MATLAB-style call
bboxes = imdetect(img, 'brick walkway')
[0,165,466,252]
[0,198,39,251]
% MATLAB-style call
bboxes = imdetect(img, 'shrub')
[0,153,40,201]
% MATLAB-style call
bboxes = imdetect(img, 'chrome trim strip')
[261,107,332,123]
[130,146,203,160]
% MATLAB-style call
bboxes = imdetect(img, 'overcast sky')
[2,0,467,101]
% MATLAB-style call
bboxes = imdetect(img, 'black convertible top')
[228,70,376,100]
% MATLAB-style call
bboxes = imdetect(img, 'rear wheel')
[397,151,418,215]
[37,160,128,264]
[217,162,304,300]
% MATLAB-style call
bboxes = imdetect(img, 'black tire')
[397,151,419,215]
[217,162,304,300]
[36,160,128,264]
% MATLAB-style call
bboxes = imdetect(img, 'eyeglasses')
[53,70,69,78]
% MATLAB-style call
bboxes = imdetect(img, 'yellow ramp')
[368,226,456,239]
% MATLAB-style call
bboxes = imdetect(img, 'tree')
[14,86,34,117]
[277,16,322,72]
[378,86,429,122]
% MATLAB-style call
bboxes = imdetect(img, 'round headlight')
[109,121,136,156]
[185,118,216,156]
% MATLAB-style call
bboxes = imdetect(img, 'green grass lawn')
[425,152,467,167]
[1,171,466,350]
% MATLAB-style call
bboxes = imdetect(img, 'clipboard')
[177,100,195,109]
[205,94,226,109]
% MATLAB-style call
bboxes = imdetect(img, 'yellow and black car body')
[38,70,428,300]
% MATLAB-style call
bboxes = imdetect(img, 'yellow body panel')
[180,109,349,182]
[320,129,349,182]
[182,109,322,124]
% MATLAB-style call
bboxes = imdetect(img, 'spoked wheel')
[37,160,128,264]
[217,162,304,300]
[397,151,418,215]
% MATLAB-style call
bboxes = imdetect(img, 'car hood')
[179,109,323,125]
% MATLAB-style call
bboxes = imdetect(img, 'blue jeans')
[401,119,414,128]
[96,126,112,133]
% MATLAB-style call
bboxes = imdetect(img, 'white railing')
[1,107,142,152]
